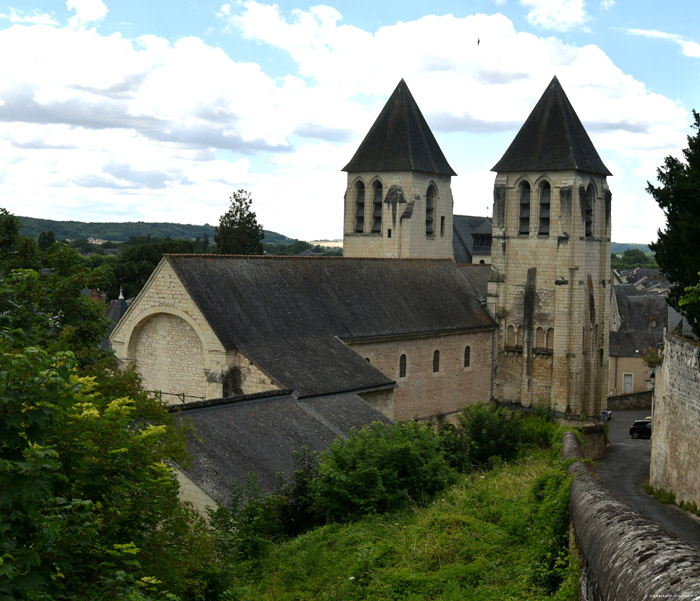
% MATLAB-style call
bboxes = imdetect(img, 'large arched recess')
[125,308,211,403]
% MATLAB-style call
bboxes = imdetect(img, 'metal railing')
[146,390,206,405]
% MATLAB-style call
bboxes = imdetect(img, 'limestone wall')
[488,170,611,416]
[650,333,700,508]
[563,432,700,601]
[343,171,454,259]
[349,329,493,421]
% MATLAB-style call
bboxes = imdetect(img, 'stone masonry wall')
[343,171,454,259]
[349,329,493,421]
[488,170,610,416]
[563,432,700,601]
[110,259,282,404]
[650,333,700,508]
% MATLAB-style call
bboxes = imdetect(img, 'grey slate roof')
[453,215,492,264]
[176,392,391,501]
[343,79,456,176]
[492,76,611,176]
[609,287,667,357]
[166,255,496,398]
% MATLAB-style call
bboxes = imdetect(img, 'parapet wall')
[650,333,700,508]
[563,432,700,601]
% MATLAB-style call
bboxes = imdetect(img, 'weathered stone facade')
[488,171,611,415]
[650,333,700,507]
[349,329,493,421]
[343,171,454,259]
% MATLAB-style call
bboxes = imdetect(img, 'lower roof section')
[176,392,391,503]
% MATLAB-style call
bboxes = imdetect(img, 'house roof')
[176,392,391,501]
[609,287,667,357]
[492,76,611,176]
[342,79,456,176]
[166,255,496,398]
[453,215,492,264]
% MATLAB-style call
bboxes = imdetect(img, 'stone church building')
[109,76,611,423]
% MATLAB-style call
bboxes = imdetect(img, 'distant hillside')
[16,215,292,245]
[611,242,652,255]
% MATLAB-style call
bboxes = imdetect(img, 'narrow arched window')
[507,325,515,347]
[519,181,530,235]
[355,181,365,233]
[546,328,554,349]
[426,185,436,235]
[399,354,407,378]
[517,326,524,348]
[539,181,551,235]
[585,184,594,237]
[464,346,471,368]
[372,181,383,233]
[536,327,545,348]
[433,349,440,373]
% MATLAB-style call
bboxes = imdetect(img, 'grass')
[225,449,578,601]
[644,482,700,517]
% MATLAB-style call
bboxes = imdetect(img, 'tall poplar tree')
[214,189,264,255]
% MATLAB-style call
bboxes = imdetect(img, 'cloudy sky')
[1,0,698,243]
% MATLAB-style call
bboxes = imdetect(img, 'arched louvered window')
[372,181,383,233]
[426,185,436,235]
[539,181,551,235]
[585,185,594,237]
[519,181,530,235]
[355,181,365,233]
[399,354,407,378]
[433,349,440,373]
[464,346,471,368]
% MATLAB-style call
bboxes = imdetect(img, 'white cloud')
[0,7,58,25]
[600,0,615,10]
[67,0,108,29]
[0,4,689,244]
[520,0,590,32]
[625,28,700,59]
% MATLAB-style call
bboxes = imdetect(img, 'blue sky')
[1,0,699,243]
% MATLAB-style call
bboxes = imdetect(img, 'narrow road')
[595,409,700,550]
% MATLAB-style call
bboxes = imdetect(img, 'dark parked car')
[630,419,652,439]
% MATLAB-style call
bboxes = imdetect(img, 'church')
[108,76,611,502]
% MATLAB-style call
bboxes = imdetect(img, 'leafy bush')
[449,403,523,468]
[312,421,453,521]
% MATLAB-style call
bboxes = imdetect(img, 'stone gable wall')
[650,333,700,507]
[109,259,281,403]
[349,329,493,421]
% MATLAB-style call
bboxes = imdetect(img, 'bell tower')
[342,80,456,259]
[488,76,612,416]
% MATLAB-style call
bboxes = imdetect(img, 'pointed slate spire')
[343,79,456,176]
[492,76,611,176]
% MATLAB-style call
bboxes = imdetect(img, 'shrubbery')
[211,402,565,562]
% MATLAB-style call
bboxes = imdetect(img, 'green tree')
[648,110,700,337]
[37,230,56,251]
[214,189,264,255]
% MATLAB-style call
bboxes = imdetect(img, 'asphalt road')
[595,409,700,550]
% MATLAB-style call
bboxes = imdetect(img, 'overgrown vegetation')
[222,450,576,600]
[2,205,576,599]
[643,482,700,517]
[207,404,576,600]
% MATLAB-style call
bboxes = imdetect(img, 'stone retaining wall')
[650,333,700,508]
[606,390,652,411]
[563,432,700,601]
